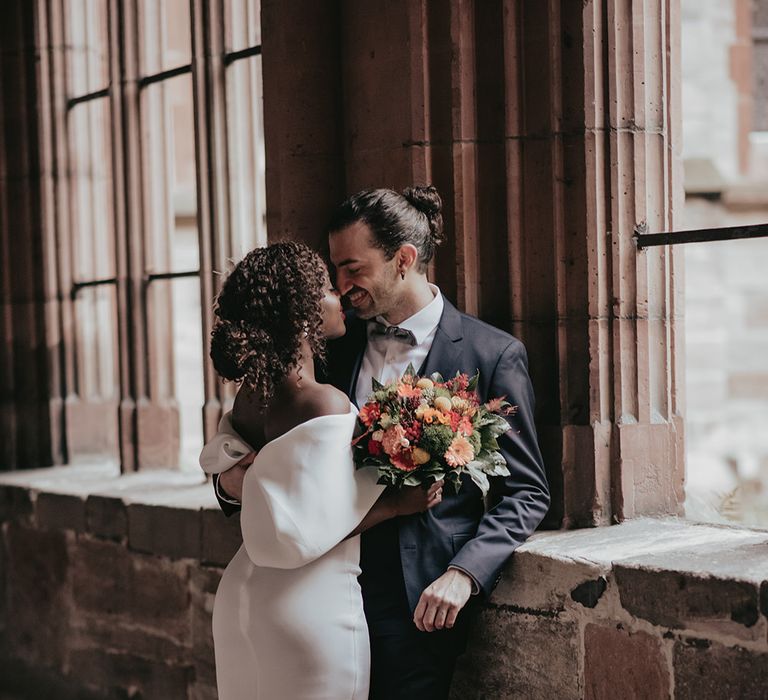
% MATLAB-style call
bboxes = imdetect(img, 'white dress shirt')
[354,285,444,407]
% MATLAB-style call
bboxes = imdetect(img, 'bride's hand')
[390,480,443,517]
[218,452,257,502]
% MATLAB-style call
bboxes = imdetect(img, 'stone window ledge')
[2,464,768,641]
[0,463,240,566]
[494,518,768,646]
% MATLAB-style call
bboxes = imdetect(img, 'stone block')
[450,607,580,700]
[729,373,768,400]
[71,537,191,641]
[492,548,606,612]
[190,565,223,689]
[584,624,670,700]
[745,295,768,328]
[68,647,193,700]
[674,639,768,700]
[85,494,127,541]
[128,503,201,560]
[71,614,190,663]
[3,523,69,668]
[615,565,761,634]
[0,485,33,522]
[201,508,242,566]
[35,492,85,533]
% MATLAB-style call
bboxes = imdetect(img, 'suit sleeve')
[212,474,242,517]
[447,339,550,597]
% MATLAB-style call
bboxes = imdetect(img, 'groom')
[215,186,550,699]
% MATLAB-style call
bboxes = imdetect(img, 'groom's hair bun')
[210,241,328,402]
[402,185,444,248]
[328,184,445,272]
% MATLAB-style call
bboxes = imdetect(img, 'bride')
[199,242,442,700]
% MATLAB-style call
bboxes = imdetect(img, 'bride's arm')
[346,481,443,538]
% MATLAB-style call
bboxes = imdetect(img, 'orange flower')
[419,407,451,426]
[444,436,474,467]
[358,402,381,427]
[397,383,422,399]
[458,416,474,436]
[484,396,507,413]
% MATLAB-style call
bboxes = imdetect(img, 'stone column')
[261,0,685,526]
[0,0,66,470]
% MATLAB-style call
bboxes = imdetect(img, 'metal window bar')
[634,222,768,249]
[67,87,111,110]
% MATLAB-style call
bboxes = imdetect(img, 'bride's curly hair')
[210,241,328,403]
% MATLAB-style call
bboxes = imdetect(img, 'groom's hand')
[413,568,473,632]
[218,452,256,502]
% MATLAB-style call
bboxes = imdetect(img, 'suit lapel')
[420,298,463,377]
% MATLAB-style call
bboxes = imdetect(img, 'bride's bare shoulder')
[299,384,351,422]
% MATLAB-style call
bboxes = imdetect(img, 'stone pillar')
[260,0,346,251]
[0,0,65,470]
[260,0,685,526]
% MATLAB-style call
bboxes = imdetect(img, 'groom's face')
[329,221,400,320]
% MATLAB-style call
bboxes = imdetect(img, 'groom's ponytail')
[402,185,444,250]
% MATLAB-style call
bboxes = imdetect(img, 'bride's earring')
[400,269,405,281]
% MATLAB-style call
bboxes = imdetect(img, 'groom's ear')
[396,244,419,273]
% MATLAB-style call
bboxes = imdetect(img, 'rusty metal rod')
[634,222,768,249]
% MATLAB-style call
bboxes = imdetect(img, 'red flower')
[449,411,461,432]
[368,439,384,456]
[391,450,417,472]
[359,402,381,428]
[404,420,422,442]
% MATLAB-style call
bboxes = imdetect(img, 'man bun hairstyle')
[328,185,444,272]
[209,241,328,403]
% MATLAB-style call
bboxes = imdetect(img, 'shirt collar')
[370,284,444,346]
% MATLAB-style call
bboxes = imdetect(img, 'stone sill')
[496,518,768,649]
[2,465,768,647]
[0,463,240,566]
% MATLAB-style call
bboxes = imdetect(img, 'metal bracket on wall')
[633,222,768,250]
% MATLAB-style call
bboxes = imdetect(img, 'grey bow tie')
[369,321,417,346]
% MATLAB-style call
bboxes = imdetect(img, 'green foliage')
[419,424,454,458]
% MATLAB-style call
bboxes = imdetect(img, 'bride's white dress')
[199,408,384,700]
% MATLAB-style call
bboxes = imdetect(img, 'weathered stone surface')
[71,537,190,640]
[584,624,670,700]
[492,545,605,612]
[128,503,202,560]
[68,647,193,699]
[3,524,69,667]
[450,608,580,700]
[674,639,768,700]
[0,656,102,700]
[85,495,127,541]
[71,614,190,663]
[615,565,760,631]
[35,492,85,532]
[571,577,607,608]
[0,485,33,522]
[201,508,242,566]
[190,566,223,690]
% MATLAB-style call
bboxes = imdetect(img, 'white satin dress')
[199,409,384,700]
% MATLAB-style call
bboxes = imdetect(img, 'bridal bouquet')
[352,365,515,496]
